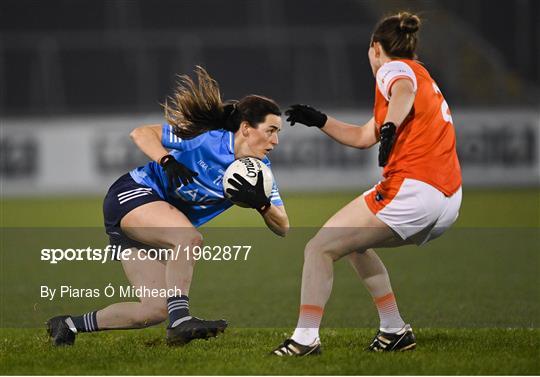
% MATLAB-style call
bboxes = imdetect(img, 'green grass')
[1,188,539,374]
[2,188,539,228]
[1,328,538,375]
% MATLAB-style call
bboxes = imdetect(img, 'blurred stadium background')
[1,0,539,195]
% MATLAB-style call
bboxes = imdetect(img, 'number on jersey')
[433,83,453,124]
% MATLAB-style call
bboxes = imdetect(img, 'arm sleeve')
[376,61,417,101]
[161,124,207,151]
[262,158,284,206]
[269,180,283,206]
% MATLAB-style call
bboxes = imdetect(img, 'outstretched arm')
[321,116,378,149]
[285,104,378,149]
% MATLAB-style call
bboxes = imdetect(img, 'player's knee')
[164,230,203,250]
[187,231,203,248]
[304,237,336,260]
[183,231,203,263]
[304,238,315,257]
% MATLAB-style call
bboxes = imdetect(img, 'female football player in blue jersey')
[47,66,288,346]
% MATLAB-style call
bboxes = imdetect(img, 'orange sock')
[291,304,324,345]
[297,305,324,328]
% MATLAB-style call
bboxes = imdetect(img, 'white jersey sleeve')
[376,61,417,101]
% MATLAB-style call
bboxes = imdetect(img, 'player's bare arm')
[261,204,289,237]
[284,104,378,149]
[377,78,415,166]
[384,79,416,127]
[129,124,169,162]
[322,116,379,149]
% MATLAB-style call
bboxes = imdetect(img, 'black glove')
[159,154,198,188]
[285,104,327,128]
[226,171,271,212]
[378,122,397,167]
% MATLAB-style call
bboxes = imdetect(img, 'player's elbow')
[129,127,144,144]
[353,139,372,149]
[272,217,290,237]
[352,136,378,150]
[267,206,289,237]
[351,126,378,149]
[278,222,290,237]
[130,125,157,144]
[274,228,288,238]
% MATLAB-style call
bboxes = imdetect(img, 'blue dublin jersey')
[129,124,283,227]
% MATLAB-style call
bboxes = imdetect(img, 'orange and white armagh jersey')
[373,59,462,197]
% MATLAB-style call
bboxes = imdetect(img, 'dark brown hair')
[163,66,280,139]
[371,11,421,59]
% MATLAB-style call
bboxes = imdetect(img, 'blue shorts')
[103,173,163,251]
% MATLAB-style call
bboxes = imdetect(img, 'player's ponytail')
[164,67,280,139]
[222,101,241,132]
[164,66,230,139]
[371,11,421,59]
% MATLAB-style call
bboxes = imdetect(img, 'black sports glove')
[159,154,198,188]
[226,171,271,212]
[378,122,397,167]
[285,104,327,128]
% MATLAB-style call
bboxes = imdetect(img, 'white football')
[223,157,274,207]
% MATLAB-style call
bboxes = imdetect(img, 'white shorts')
[363,177,462,246]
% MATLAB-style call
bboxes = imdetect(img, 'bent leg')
[300,196,403,307]
[348,249,390,296]
[292,196,407,345]
[120,200,202,296]
[96,251,168,329]
[348,249,405,331]
[119,200,209,329]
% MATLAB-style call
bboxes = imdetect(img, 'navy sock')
[72,311,99,332]
[167,295,190,327]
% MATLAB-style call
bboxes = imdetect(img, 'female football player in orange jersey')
[272,11,462,356]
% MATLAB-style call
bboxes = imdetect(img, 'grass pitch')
[2,328,538,375]
[1,188,539,375]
